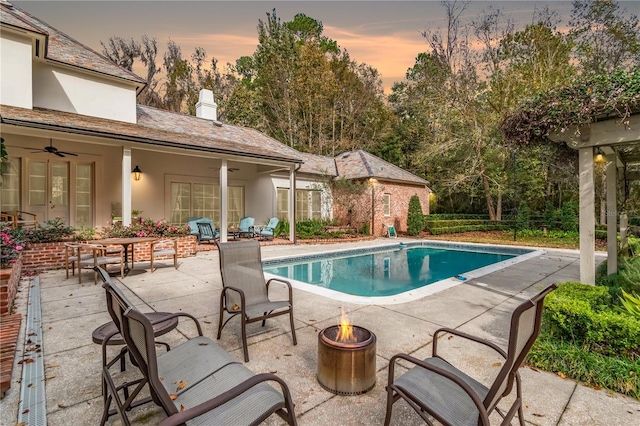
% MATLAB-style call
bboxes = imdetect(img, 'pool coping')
[263,240,545,305]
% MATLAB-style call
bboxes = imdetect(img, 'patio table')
[92,237,158,273]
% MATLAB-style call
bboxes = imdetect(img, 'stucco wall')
[0,31,32,109]
[32,62,137,123]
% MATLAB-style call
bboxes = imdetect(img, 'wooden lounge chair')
[99,268,297,426]
[215,240,297,362]
[384,284,557,426]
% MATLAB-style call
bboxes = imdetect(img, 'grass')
[528,336,639,398]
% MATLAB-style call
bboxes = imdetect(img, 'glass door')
[27,160,70,224]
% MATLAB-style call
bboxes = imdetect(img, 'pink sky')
[15,1,636,92]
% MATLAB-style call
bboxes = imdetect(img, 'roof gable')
[334,150,429,186]
[0,2,145,85]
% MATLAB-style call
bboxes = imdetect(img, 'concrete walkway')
[1,239,638,425]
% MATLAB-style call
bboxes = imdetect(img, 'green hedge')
[543,282,640,359]
[425,214,489,220]
[428,224,510,235]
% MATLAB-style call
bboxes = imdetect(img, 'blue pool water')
[264,246,515,297]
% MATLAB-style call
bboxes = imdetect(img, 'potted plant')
[131,209,143,225]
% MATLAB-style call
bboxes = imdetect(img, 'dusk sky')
[13,1,640,91]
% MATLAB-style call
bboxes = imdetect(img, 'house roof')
[0,2,146,85]
[334,150,429,186]
[1,104,304,163]
[297,152,338,176]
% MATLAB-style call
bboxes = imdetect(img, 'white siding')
[32,62,137,123]
[0,31,33,109]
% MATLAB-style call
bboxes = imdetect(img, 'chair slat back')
[484,284,557,411]
[217,240,268,308]
[197,222,216,240]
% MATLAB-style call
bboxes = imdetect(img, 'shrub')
[560,202,578,232]
[407,195,424,236]
[1,223,25,268]
[621,291,640,320]
[516,202,531,230]
[275,220,289,238]
[543,282,640,359]
[102,218,190,238]
[296,219,325,239]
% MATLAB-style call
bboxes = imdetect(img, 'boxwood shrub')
[543,282,640,359]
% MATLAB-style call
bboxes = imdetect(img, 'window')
[1,158,20,212]
[169,181,242,226]
[276,188,289,220]
[75,164,93,226]
[383,193,391,216]
[295,189,322,221]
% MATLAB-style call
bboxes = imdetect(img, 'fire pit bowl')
[317,325,377,395]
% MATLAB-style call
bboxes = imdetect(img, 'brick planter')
[0,256,22,315]
[21,235,197,272]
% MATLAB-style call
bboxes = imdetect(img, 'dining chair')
[150,238,178,272]
[79,244,125,284]
[64,242,93,279]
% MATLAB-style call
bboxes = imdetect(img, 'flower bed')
[0,255,22,315]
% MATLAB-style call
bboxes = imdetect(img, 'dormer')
[0,0,146,123]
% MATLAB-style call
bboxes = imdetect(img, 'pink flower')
[15,245,23,251]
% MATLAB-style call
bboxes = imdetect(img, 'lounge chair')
[384,284,557,426]
[99,267,297,426]
[238,216,256,238]
[385,224,397,238]
[215,240,297,362]
[187,217,218,242]
[196,221,219,244]
[150,238,178,272]
[259,217,279,240]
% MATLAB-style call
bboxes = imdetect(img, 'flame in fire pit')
[335,309,356,343]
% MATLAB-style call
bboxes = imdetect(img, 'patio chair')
[63,242,93,279]
[150,238,178,272]
[99,267,298,426]
[238,216,256,238]
[259,217,279,240]
[79,244,124,284]
[197,221,220,244]
[384,283,557,426]
[215,240,297,362]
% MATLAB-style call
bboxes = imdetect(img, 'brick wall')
[333,180,430,237]
[0,257,22,315]
[21,236,197,272]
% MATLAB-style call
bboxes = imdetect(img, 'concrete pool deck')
[1,238,638,425]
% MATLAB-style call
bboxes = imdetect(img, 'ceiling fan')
[33,139,78,158]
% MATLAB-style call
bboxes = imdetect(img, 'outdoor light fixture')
[594,148,606,164]
[132,165,142,181]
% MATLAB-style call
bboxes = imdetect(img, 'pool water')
[264,247,515,297]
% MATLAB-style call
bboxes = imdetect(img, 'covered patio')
[1,239,637,425]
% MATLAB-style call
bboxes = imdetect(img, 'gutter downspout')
[291,162,302,244]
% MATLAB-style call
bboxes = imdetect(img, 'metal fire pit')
[317,325,376,395]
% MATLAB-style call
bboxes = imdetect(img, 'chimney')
[196,89,217,121]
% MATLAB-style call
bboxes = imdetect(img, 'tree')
[407,195,425,236]
[569,0,640,74]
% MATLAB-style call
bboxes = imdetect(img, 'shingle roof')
[297,152,338,176]
[334,150,429,186]
[0,104,303,163]
[0,2,146,85]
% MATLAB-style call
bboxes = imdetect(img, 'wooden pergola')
[550,113,640,284]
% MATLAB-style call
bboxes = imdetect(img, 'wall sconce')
[594,148,606,164]
[132,165,142,181]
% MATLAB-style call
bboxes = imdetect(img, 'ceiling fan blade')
[59,151,78,157]
[54,151,65,158]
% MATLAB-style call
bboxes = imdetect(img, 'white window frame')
[383,193,391,216]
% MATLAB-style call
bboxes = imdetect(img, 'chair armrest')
[157,373,292,426]
[266,278,294,303]
[148,312,203,336]
[221,286,246,312]
[433,327,507,359]
[388,353,490,424]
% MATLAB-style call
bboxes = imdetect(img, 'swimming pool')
[263,242,541,305]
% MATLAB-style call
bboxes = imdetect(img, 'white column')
[606,153,617,275]
[578,147,595,285]
[220,159,228,243]
[289,165,296,242]
[122,148,132,226]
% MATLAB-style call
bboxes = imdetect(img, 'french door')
[25,159,93,226]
